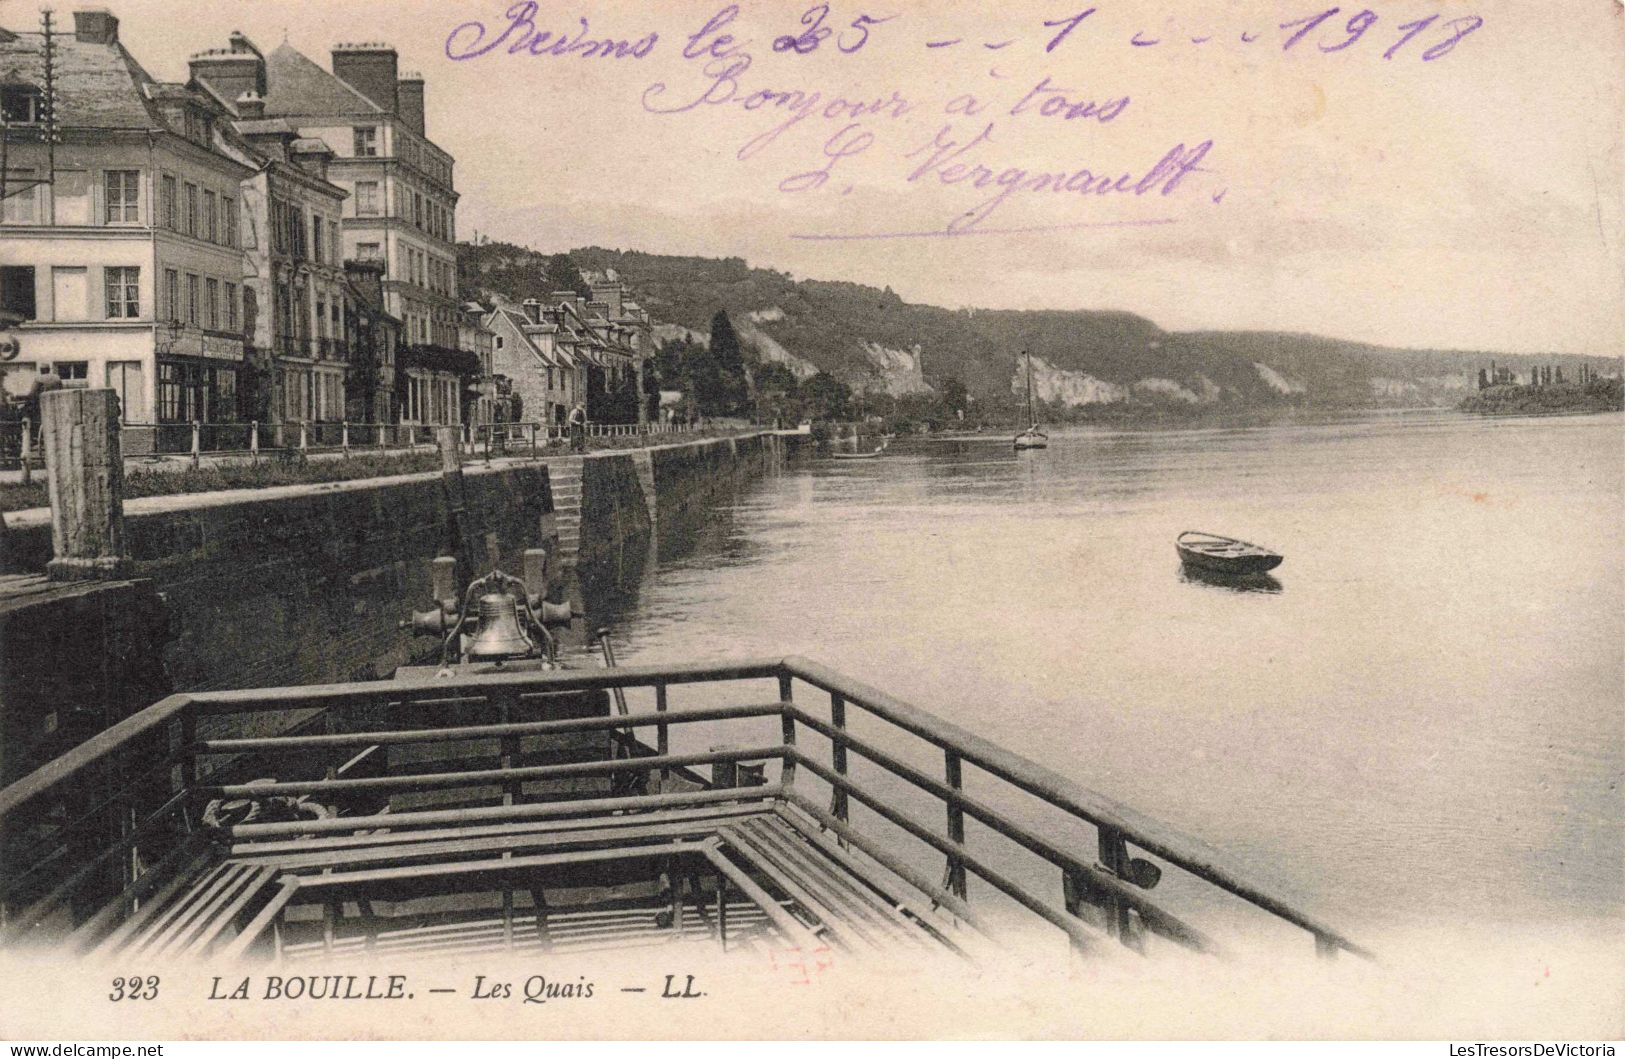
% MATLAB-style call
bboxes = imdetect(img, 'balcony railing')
[0,658,1371,962]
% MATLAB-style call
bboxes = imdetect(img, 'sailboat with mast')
[1014,350,1049,450]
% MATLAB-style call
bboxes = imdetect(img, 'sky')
[23,0,1625,356]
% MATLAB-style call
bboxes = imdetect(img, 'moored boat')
[1014,351,1049,450]
[1176,531,1284,575]
[830,438,889,460]
[1013,426,1049,450]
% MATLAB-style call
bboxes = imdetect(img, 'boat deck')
[89,793,965,962]
[0,658,1369,966]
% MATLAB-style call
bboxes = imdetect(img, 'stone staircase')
[546,456,584,569]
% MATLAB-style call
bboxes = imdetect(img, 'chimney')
[397,73,426,136]
[590,280,623,318]
[330,42,399,114]
[235,91,265,120]
[587,300,610,321]
[521,299,542,325]
[189,33,266,106]
[73,9,119,45]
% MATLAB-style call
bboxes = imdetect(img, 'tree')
[543,254,591,300]
[753,361,799,425]
[798,372,853,422]
[707,310,750,416]
[938,376,969,416]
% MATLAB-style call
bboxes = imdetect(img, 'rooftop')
[261,40,382,119]
[0,26,157,130]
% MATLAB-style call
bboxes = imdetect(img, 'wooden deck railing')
[0,658,1370,961]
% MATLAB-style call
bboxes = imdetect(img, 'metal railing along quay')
[0,418,712,475]
[0,657,1371,962]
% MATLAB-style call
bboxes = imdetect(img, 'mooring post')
[40,388,132,581]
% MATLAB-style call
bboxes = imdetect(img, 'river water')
[583,411,1622,954]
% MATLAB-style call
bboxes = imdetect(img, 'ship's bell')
[465,592,534,661]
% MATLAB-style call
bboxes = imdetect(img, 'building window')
[158,363,183,423]
[184,109,213,146]
[206,278,220,330]
[0,85,42,125]
[0,266,36,320]
[183,183,198,236]
[222,196,236,247]
[354,126,378,157]
[413,193,423,229]
[357,242,381,262]
[202,190,217,242]
[163,268,179,322]
[0,169,39,224]
[185,274,199,326]
[224,282,238,331]
[105,266,140,319]
[160,174,177,230]
[52,361,89,387]
[313,217,324,264]
[355,181,380,215]
[104,170,140,224]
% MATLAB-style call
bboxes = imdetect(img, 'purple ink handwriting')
[437,3,1490,242]
[444,5,1483,65]
[771,4,896,55]
[445,2,657,61]
[904,123,1214,233]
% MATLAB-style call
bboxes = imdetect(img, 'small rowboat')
[1176,531,1283,575]
[1013,427,1049,450]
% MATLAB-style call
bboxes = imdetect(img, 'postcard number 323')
[109,976,160,1001]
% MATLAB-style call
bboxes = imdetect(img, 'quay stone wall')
[0,434,797,746]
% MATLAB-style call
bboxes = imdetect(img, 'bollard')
[341,421,350,457]
[40,389,132,581]
[298,422,308,451]
[190,420,201,468]
[250,420,259,464]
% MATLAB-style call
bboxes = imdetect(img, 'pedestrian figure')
[24,365,62,446]
[568,402,587,453]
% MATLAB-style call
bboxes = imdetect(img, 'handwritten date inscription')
[444,3,1487,240]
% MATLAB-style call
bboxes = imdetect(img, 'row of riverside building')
[0,9,651,441]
